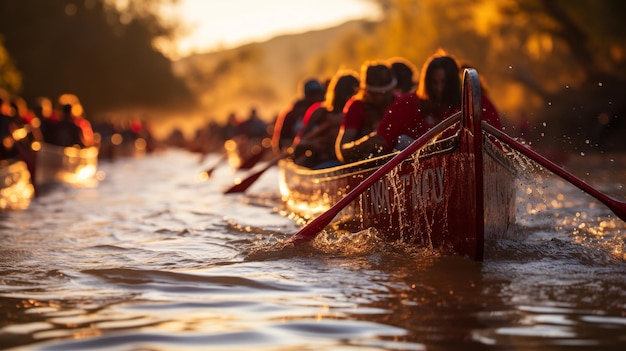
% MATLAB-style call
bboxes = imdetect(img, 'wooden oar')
[202,153,227,178]
[287,111,462,245]
[236,146,269,170]
[483,122,626,222]
[223,121,337,194]
[223,151,289,194]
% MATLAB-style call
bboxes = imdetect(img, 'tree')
[0,38,22,94]
[324,0,626,151]
[0,0,192,118]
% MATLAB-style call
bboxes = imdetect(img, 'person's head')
[416,51,461,107]
[389,57,417,94]
[302,78,325,101]
[34,97,53,118]
[324,69,359,113]
[249,107,258,119]
[359,61,396,106]
[61,103,73,116]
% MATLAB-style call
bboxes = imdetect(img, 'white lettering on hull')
[366,166,445,215]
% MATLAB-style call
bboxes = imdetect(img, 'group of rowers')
[0,93,96,162]
[271,50,503,169]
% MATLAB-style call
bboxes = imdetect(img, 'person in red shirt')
[335,61,397,163]
[340,51,503,158]
[292,69,359,168]
[271,78,325,154]
[389,56,418,96]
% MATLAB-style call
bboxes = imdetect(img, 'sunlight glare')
[162,0,380,59]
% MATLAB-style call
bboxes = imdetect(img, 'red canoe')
[278,69,517,260]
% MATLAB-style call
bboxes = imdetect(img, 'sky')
[163,0,380,59]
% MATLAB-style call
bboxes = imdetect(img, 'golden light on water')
[58,164,98,187]
[77,165,97,180]
[0,160,34,210]
[35,143,100,188]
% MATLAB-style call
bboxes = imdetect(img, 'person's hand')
[395,134,414,150]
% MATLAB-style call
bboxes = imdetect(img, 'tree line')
[1,0,625,151]
[0,0,192,117]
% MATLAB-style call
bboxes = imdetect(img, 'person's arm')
[336,129,388,163]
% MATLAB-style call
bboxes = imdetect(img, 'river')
[1,149,625,351]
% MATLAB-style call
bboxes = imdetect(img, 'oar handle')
[483,122,626,222]
[289,112,462,244]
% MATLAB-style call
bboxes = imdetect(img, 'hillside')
[172,20,374,129]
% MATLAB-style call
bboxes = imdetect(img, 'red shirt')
[376,93,502,150]
[341,96,392,137]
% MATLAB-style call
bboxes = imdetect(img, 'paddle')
[287,111,462,245]
[483,122,626,222]
[202,153,227,178]
[223,120,338,194]
[223,150,289,194]
[236,145,269,171]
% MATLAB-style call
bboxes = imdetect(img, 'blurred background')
[0,0,624,153]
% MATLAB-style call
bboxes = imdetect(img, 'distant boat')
[0,158,35,210]
[35,142,99,188]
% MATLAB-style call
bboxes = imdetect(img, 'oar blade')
[223,170,265,194]
[223,151,289,194]
[237,147,268,170]
[288,210,339,244]
[607,198,626,222]
[484,122,626,223]
[203,165,219,178]
[201,153,227,178]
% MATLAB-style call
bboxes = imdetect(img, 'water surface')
[1,149,625,350]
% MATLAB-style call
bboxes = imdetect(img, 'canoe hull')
[278,137,516,257]
[278,69,516,259]
[35,143,99,187]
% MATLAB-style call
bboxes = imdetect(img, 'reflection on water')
[0,150,625,350]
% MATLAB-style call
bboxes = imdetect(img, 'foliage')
[0,37,22,94]
[322,0,626,151]
[0,0,192,118]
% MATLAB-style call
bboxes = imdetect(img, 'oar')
[223,121,337,194]
[287,112,462,245]
[236,146,269,171]
[483,122,626,222]
[202,153,227,178]
[223,151,289,194]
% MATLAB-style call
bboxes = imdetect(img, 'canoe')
[34,142,99,187]
[278,69,517,260]
[0,159,35,210]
